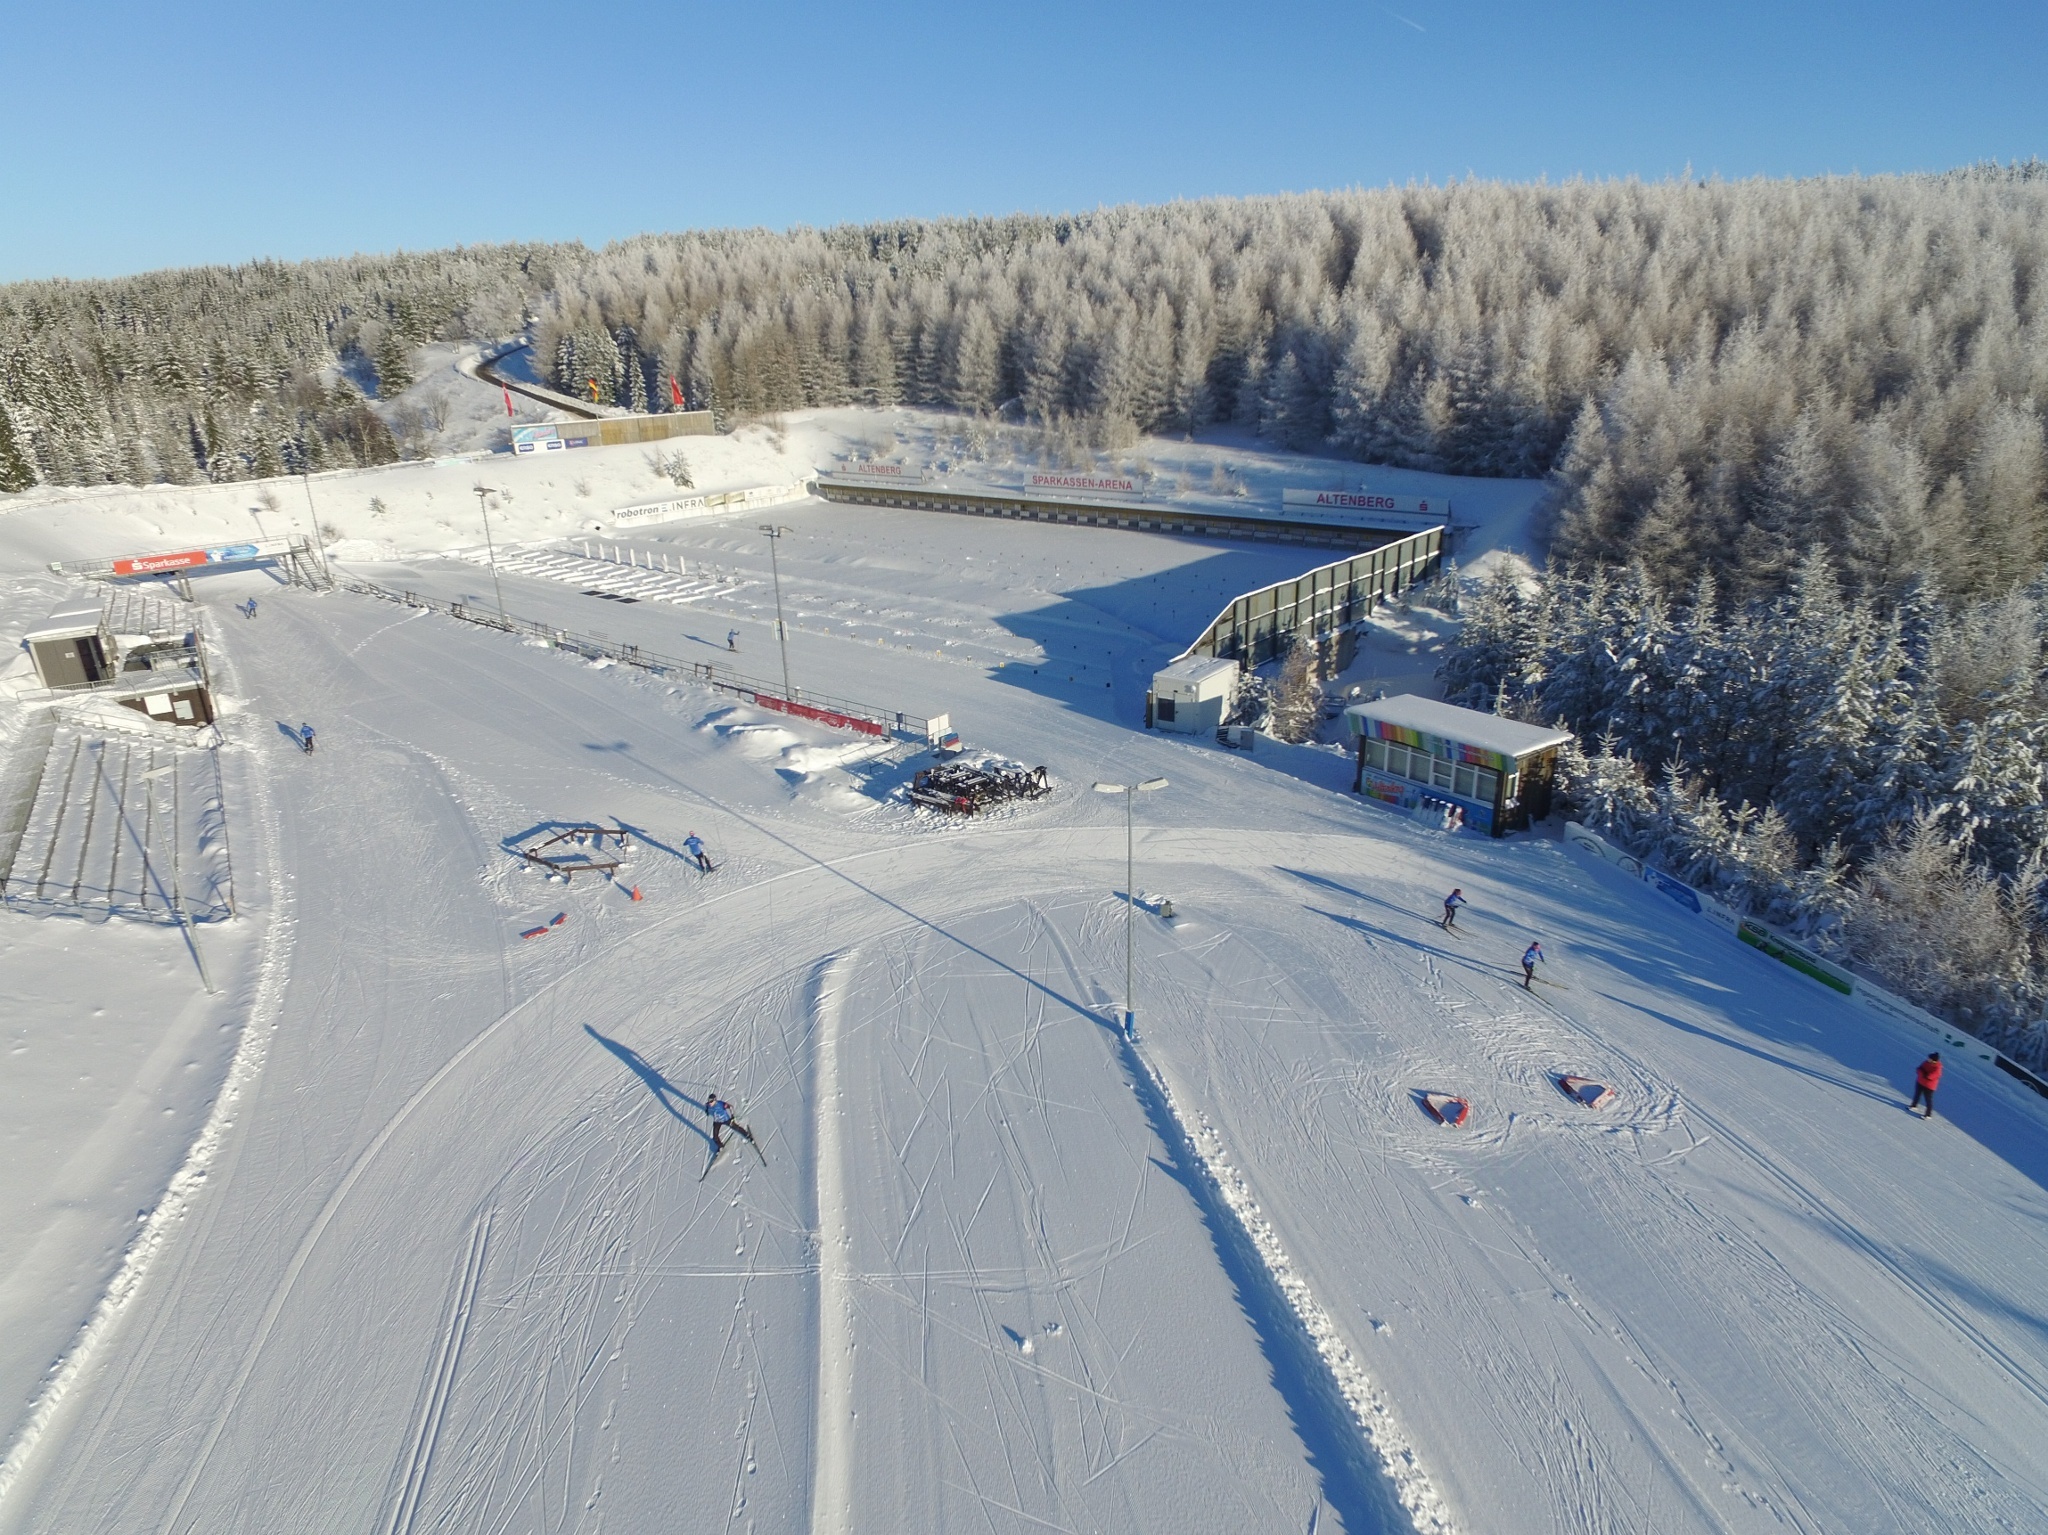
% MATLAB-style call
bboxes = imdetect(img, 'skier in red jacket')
[1910,1052,1942,1119]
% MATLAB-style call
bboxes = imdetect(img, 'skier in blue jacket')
[298,722,316,754]
[703,1094,755,1152]
[1521,941,1544,989]
[683,831,713,872]
[1442,889,1467,930]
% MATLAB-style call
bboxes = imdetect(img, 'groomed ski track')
[4,500,2048,1534]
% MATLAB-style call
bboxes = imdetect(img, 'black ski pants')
[1911,1084,1936,1117]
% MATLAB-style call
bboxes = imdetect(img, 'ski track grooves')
[810,951,856,1535]
[1127,1034,1457,1535]
[385,1209,494,1535]
[0,632,294,1524]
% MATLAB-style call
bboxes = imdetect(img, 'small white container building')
[1344,694,1572,837]
[1148,655,1240,734]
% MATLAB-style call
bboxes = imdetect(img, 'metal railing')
[340,578,933,739]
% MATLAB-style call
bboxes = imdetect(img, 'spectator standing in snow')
[1521,940,1544,989]
[1442,889,1467,930]
[1911,1052,1943,1119]
[683,831,714,872]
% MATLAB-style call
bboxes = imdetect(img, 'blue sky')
[4,0,2042,283]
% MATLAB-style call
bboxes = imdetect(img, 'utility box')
[1345,694,1572,837]
[23,606,112,690]
[1148,655,1240,734]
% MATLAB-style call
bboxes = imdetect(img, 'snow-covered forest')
[1442,558,2048,1061]
[0,245,566,489]
[5,168,2045,602]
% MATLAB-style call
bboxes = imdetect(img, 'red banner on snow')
[751,693,885,736]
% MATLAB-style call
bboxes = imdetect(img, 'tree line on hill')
[532,164,2047,605]
[0,245,568,490]
[5,168,2042,611]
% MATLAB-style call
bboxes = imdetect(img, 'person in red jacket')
[1911,1052,1943,1119]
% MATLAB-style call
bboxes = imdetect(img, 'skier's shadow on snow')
[1309,906,1516,983]
[585,1026,714,1146]
[1279,867,1460,933]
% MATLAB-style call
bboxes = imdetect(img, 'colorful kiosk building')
[1344,694,1571,837]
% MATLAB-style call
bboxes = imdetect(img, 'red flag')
[669,377,684,409]
[502,385,514,417]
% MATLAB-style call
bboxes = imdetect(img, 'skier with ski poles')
[703,1094,755,1151]
[1910,1052,1942,1119]
[1442,888,1467,930]
[1521,940,1544,989]
[298,722,316,755]
[683,831,714,872]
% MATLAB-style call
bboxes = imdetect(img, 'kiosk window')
[1156,697,1176,722]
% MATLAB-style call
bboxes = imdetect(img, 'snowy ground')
[3,420,2048,1534]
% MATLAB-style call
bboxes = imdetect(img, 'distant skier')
[240,597,258,620]
[727,628,739,652]
[1442,888,1467,930]
[683,831,714,872]
[1521,940,1544,989]
[298,722,316,755]
[1911,1052,1942,1119]
[703,1094,755,1153]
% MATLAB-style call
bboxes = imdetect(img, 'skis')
[699,1130,766,1179]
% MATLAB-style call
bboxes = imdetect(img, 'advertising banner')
[1282,489,1450,532]
[110,543,262,577]
[114,549,210,576]
[1645,866,1702,913]
[829,461,927,482]
[752,693,886,737]
[1024,472,1142,497]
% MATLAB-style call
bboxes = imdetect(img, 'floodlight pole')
[474,485,507,622]
[1093,777,1168,1038]
[761,524,794,702]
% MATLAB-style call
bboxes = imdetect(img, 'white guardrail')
[1562,821,2048,1097]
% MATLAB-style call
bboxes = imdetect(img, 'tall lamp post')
[473,484,507,621]
[760,524,794,702]
[1092,776,1169,1038]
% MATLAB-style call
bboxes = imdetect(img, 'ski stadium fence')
[338,579,934,740]
[1173,526,1445,666]
[1562,821,2048,1099]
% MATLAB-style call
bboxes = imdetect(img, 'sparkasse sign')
[1025,472,1141,497]
[111,543,262,576]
